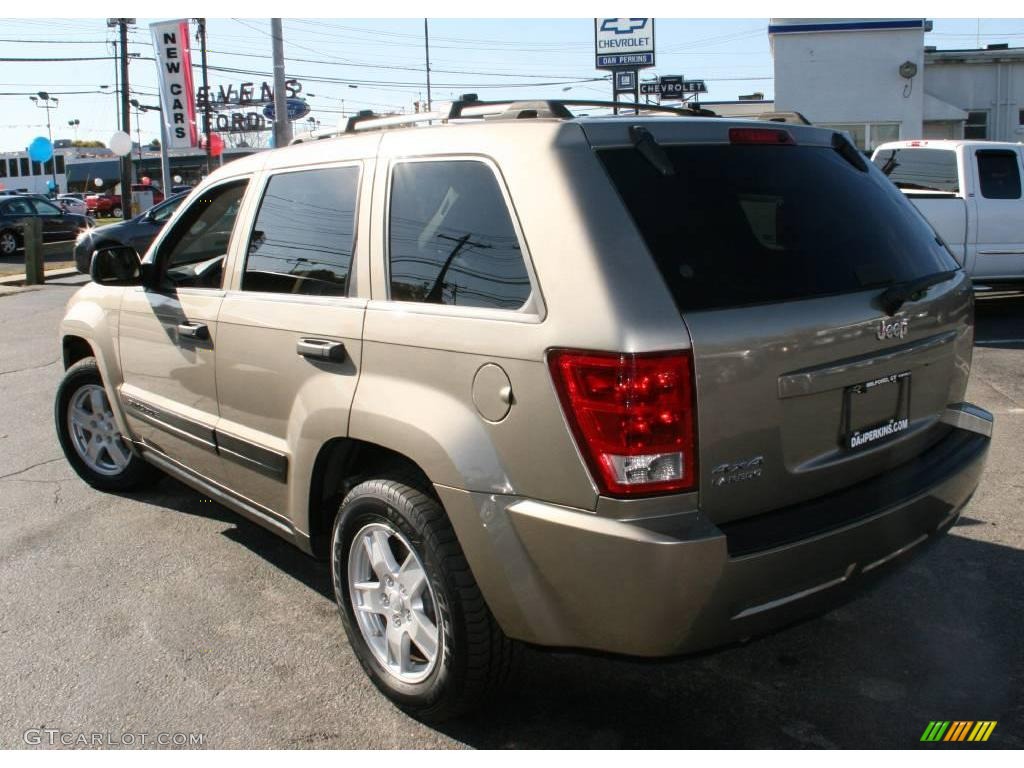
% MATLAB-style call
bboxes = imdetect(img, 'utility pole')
[424,19,432,111]
[29,92,59,193]
[271,18,292,147]
[107,18,135,213]
[196,19,212,175]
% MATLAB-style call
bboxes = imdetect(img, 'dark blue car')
[74,191,189,273]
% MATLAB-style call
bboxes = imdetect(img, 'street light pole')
[30,92,59,193]
[424,18,432,112]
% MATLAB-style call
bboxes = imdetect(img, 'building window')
[0,160,6,178]
[1019,108,1024,126]
[31,160,41,176]
[965,111,988,140]
[43,158,54,176]
[20,158,29,176]
[9,159,18,177]
[388,160,531,310]
[819,123,900,152]
[55,155,65,175]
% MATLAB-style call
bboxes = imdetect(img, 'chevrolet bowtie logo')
[600,18,648,35]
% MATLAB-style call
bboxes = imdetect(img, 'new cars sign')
[150,19,199,149]
[594,18,655,69]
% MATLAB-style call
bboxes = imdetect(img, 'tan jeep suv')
[56,98,992,721]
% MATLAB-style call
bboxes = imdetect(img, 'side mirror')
[90,245,142,286]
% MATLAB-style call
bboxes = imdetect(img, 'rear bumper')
[438,405,992,657]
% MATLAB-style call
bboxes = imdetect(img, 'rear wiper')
[629,125,675,177]
[878,269,959,316]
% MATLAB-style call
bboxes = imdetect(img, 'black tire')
[111,206,123,218]
[331,477,517,722]
[0,228,19,257]
[55,357,160,492]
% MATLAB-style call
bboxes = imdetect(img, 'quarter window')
[388,160,531,310]
[156,180,249,290]
[243,166,359,296]
[977,150,1022,200]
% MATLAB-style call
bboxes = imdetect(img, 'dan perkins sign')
[594,18,655,69]
[150,19,199,149]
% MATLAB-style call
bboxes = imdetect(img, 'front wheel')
[332,478,517,722]
[55,358,159,491]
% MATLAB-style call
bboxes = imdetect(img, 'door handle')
[177,322,209,340]
[297,338,346,362]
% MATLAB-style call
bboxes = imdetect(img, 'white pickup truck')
[872,140,1024,286]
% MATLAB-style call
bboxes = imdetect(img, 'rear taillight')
[728,127,795,145]
[548,349,698,497]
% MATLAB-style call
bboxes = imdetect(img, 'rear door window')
[388,160,531,310]
[243,166,360,296]
[599,143,958,312]
[872,147,959,193]
[976,150,1022,200]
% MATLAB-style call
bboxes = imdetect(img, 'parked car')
[872,140,1024,287]
[73,192,188,273]
[85,193,123,219]
[0,194,94,256]
[57,194,88,216]
[56,100,992,722]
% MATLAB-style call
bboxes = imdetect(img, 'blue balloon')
[28,136,53,163]
[46,179,56,190]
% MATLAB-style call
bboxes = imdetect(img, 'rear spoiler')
[756,111,812,126]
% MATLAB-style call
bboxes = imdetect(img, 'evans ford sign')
[594,18,655,69]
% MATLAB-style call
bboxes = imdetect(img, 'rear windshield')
[871,147,959,193]
[599,144,959,312]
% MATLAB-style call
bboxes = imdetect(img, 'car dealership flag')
[150,19,198,149]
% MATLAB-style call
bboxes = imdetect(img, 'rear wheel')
[0,229,18,256]
[55,358,159,491]
[331,478,517,722]
[111,205,123,218]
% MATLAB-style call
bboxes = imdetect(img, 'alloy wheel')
[66,384,132,476]
[348,522,441,684]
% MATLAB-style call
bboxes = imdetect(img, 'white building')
[733,19,1024,151]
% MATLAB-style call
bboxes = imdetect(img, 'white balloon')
[93,177,104,188]
[109,131,133,156]
[173,175,182,184]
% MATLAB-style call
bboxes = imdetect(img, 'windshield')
[598,143,959,312]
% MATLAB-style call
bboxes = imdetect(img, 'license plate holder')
[841,371,911,450]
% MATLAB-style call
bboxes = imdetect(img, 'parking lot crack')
[0,457,64,482]
[0,356,60,376]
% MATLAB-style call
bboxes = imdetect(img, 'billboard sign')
[150,19,198,149]
[594,18,655,69]
[640,76,709,98]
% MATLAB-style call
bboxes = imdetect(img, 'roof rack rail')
[289,94,717,144]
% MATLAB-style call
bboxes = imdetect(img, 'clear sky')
[1,17,1023,152]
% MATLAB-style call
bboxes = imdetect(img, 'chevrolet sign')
[594,18,655,70]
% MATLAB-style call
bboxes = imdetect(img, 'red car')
[86,186,164,219]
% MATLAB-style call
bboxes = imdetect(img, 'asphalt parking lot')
[1,276,1022,749]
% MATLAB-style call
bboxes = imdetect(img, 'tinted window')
[31,199,62,215]
[3,199,34,216]
[157,180,248,290]
[151,195,184,223]
[243,166,359,296]
[599,144,959,312]
[977,150,1021,200]
[872,148,959,193]
[389,160,531,310]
